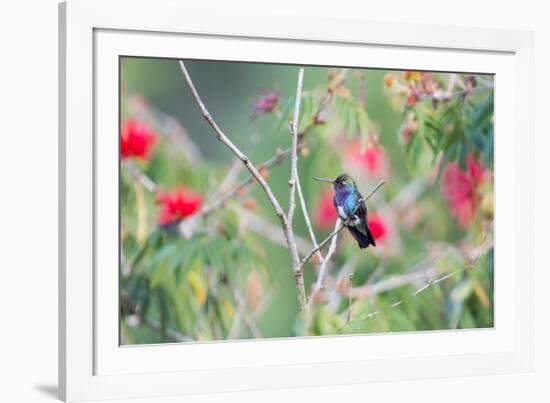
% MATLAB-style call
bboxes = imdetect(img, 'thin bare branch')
[122,148,317,256]
[296,178,323,262]
[289,70,324,266]
[307,218,341,308]
[211,158,243,200]
[232,206,314,256]
[227,290,262,339]
[199,144,305,217]
[363,180,386,201]
[121,292,195,342]
[359,269,465,322]
[179,61,286,224]
[123,160,157,193]
[188,68,347,219]
[340,240,493,328]
[286,67,306,310]
[345,240,492,300]
[178,61,288,232]
[285,68,309,311]
[287,68,304,224]
[179,61,306,310]
[347,265,439,299]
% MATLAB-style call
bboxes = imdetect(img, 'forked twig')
[179,61,307,310]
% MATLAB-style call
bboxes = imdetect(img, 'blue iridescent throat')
[334,186,359,218]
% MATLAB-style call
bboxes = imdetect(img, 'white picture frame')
[59,0,534,401]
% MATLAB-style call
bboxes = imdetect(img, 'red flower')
[314,190,389,242]
[120,119,156,160]
[367,214,388,241]
[441,155,490,227]
[155,188,202,226]
[250,89,279,120]
[406,94,418,107]
[346,140,388,178]
[314,190,338,229]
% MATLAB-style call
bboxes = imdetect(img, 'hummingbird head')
[314,173,356,190]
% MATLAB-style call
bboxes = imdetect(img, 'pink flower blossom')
[441,155,490,227]
[346,140,388,178]
[250,89,279,119]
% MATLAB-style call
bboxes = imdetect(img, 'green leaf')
[221,210,240,240]
[156,288,170,335]
[203,235,232,273]
[274,96,295,131]
[130,229,162,271]
[357,107,370,138]
[332,90,370,138]
[172,237,202,283]
[471,95,494,129]
[405,131,423,170]
[435,149,452,184]
[446,278,473,329]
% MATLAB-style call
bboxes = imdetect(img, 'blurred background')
[119,57,494,344]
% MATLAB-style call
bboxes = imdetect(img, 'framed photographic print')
[59,0,534,401]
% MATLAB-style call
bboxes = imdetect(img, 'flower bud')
[259,166,270,180]
[299,145,310,157]
[384,73,395,87]
[242,198,257,211]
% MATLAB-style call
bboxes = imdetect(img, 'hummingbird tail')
[365,225,376,247]
[347,225,376,249]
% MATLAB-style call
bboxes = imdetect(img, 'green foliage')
[411,91,494,178]
[332,89,370,139]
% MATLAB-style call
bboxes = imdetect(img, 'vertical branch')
[296,179,323,263]
[227,289,262,339]
[288,68,326,306]
[287,67,306,310]
[287,68,304,225]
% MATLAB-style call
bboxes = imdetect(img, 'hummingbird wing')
[350,199,376,248]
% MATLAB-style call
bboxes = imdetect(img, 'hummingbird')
[314,173,376,249]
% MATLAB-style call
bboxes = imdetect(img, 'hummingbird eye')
[334,173,350,184]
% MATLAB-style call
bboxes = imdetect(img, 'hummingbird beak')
[313,177,334,184]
